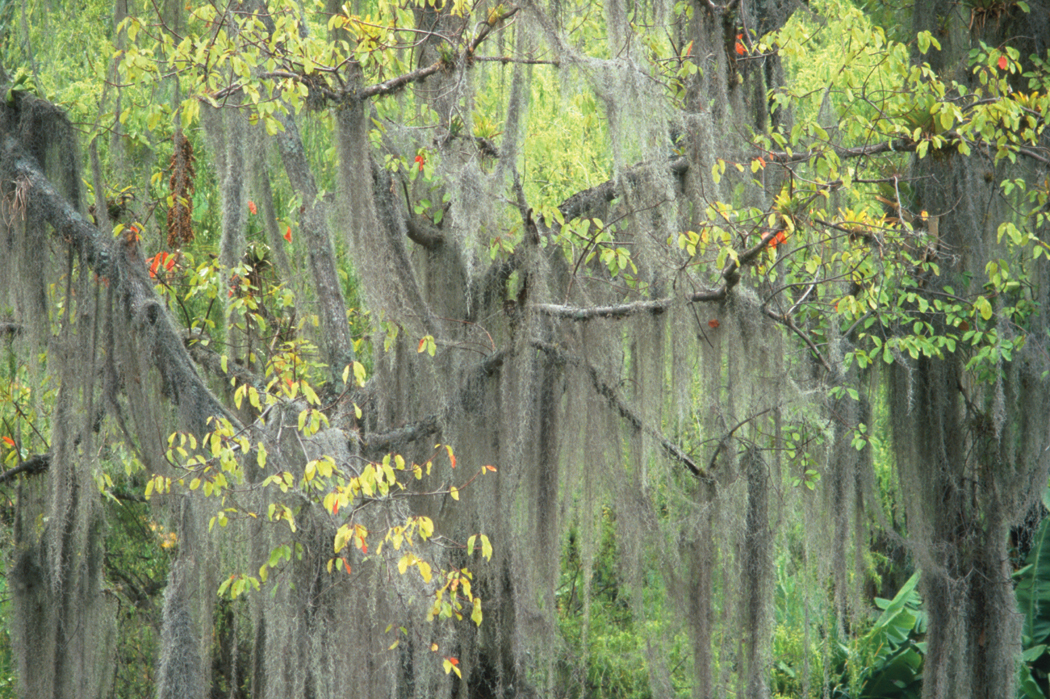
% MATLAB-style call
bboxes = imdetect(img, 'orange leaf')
[248,201,257,215]
[284,226,293,243]
[149,254,161,278]
[342,557,352,575]
[485,465,497,472]
[418,338,426,353]
[2,436,14,447]
[997,56,1007,70]
[708,319,719,329]
[448,657,459,666]
[445,444,456,469]
[735,34,745,55]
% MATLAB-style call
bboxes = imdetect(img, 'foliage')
[832,571,926,699]
[1,0,1049,696]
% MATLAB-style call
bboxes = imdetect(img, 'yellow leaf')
[481,534,493,561]
[471,597,483,626]
[450,486,459,501]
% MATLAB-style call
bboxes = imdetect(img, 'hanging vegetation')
[0,0,1048,698]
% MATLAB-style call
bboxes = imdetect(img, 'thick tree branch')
[405,215,445,248]
[358,349,504,456]
[362,415,440,454]
[554,157,689,226]
[3,130,238,434]
[0,453,49,484]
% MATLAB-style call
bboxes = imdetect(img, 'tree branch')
[3,125,238,435]
[0,453,49,484]
[531,340,705,478]
[355,7,519,101]
[530,227,784,321]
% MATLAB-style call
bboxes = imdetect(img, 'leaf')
[445,444,456,468]
[2,436,14,447]
[450,486,459,501]
[284,226,292,243]
[472,597,483,626]
[1016,516,1050,644]
[975,296,993,321]
[248,200,257,215]
[998,55,1008,70]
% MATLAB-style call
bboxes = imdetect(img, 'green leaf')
[1016,517,1050,644]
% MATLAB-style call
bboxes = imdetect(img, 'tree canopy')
[1,0,1050,698]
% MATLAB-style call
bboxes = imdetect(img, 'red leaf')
[997,56,1008,70]
[448,657,459,666]
[735,34,745,55]
[708,319,720,328]
[164,254,176,271]
[2,436,14,447]
[149,254,161,278]
[342,557,352,575]
[418,338,427,353]
[284,226,293,243]
[248,201,257,215]
[414,154,425,172]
